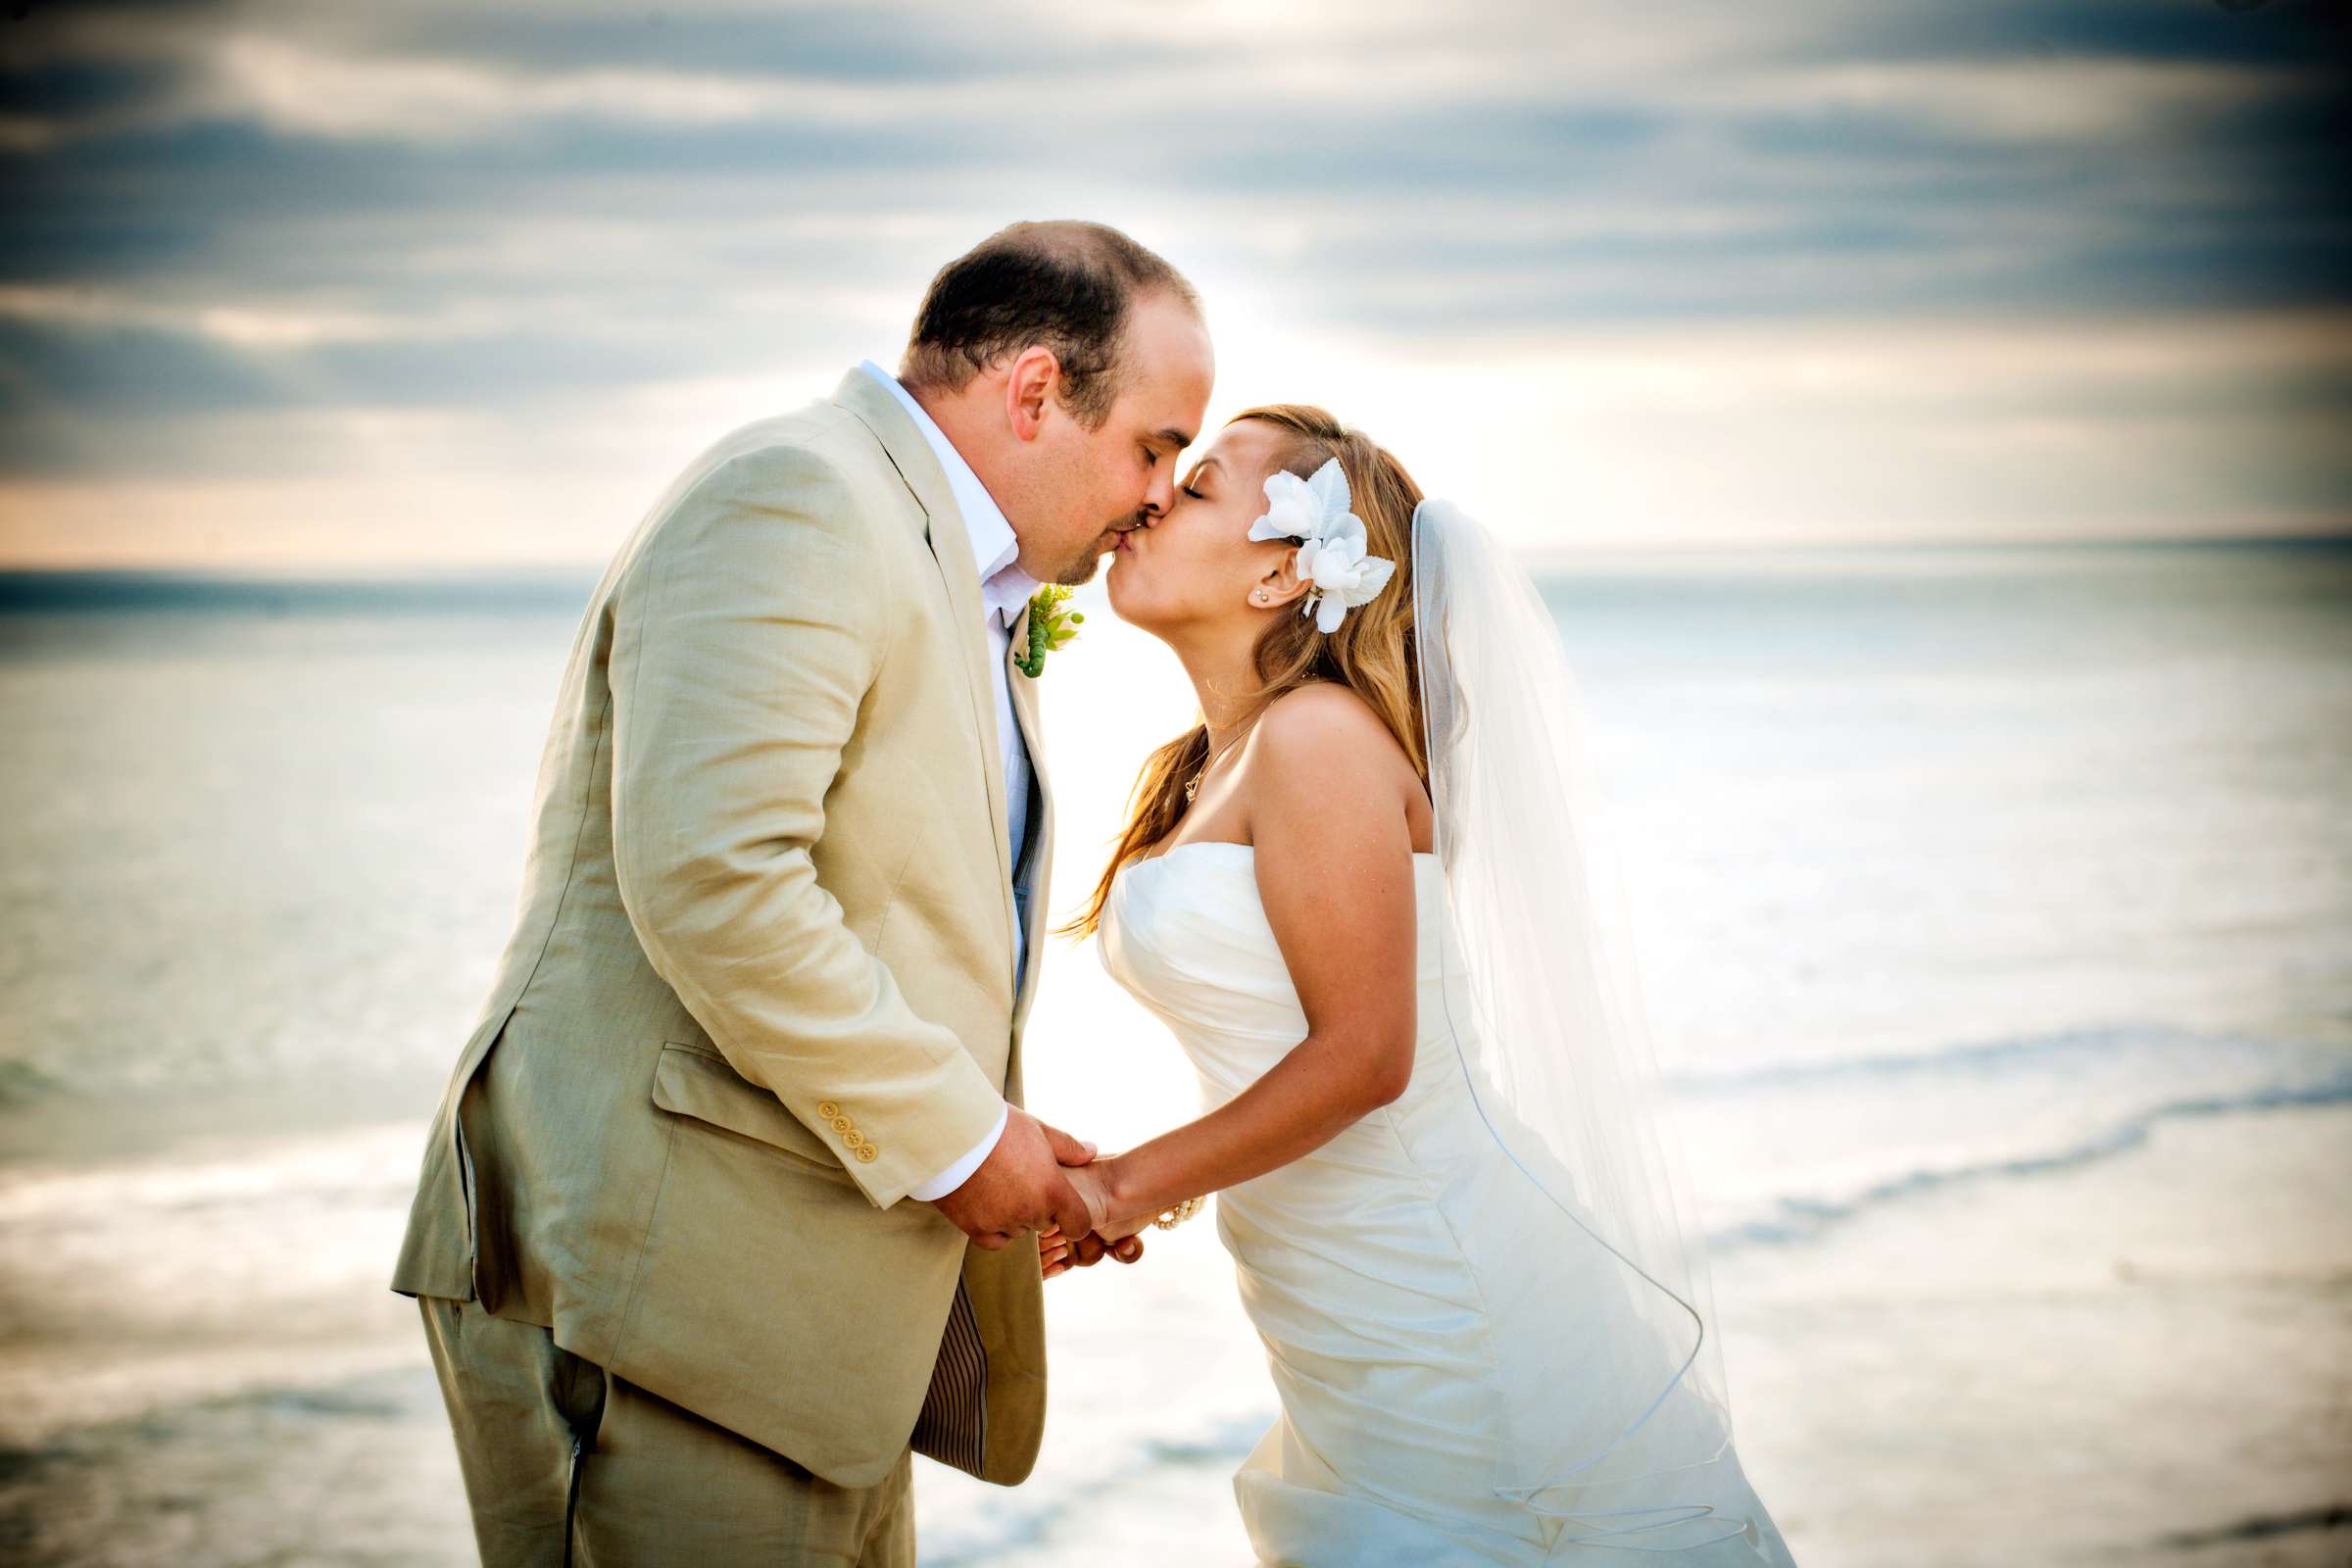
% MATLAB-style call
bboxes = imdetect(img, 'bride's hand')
[1040,1159,1150,1278]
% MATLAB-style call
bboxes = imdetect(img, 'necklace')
[1183,720,1253,805]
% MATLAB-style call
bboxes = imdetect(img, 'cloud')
[0,0,2345,562]
[1686,57,2292,142]
[0,282,424,346]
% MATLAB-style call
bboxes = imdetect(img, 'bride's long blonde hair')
[1054,404,1429,940]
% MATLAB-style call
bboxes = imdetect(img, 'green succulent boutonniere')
[1013,584,1083,677]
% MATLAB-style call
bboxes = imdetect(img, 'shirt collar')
[859,359,1041,629]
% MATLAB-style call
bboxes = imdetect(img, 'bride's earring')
[1251,588,1268,604]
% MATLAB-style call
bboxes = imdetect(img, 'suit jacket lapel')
[1003,601,1053,1095]
[1005,603,1053,832]
[829,368,1019,978]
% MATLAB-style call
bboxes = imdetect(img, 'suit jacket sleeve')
[609,441,1004,1209]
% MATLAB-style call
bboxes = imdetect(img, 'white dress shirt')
[858,359,1035,1201]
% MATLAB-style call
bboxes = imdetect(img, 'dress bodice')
[1099,840,1472,1105]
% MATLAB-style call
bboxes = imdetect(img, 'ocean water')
[0,543,2346,1566]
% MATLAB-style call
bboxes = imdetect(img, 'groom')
[391,220,1214,1565]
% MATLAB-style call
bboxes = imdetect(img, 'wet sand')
[2,1093,2342,1566]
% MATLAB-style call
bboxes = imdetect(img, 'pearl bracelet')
[1152,1195,1204,1230]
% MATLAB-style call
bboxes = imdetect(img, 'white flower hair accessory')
[1245,456,1398,633]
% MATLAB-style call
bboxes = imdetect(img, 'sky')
[0,0,2347,569]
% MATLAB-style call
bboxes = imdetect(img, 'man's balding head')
[900,220,1202,430]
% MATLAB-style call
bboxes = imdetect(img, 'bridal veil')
[1411,497,1751,1550]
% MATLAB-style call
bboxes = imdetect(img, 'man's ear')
[1004,347,1060,443]
[1251,546,1313,612]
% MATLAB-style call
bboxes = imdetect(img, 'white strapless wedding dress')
[1100,841,1798,1566]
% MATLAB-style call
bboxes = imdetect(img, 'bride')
[1038,405,1799,1565]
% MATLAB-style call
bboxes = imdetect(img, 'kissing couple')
[393,220,1798,1566]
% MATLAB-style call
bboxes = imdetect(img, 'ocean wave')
[1666,1020,2345,1099]
[919,1410,1270,1568]
[2153,1502,2352,1550]
[1706,1064,2352,1252]
[0,1059,63,1105]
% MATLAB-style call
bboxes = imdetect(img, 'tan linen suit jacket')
[390,365,1057,1489]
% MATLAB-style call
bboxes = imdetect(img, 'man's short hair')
[900,220,1200,429]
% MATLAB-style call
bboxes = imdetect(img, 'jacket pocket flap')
[651,1043,848,1177]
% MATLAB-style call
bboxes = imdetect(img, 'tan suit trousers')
[419,1297,915,1567]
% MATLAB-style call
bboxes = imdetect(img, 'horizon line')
[4,531,2348,615]
[3,526,2349,587]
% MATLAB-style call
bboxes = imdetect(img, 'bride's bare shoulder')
[1250,681,1411,774]
[1247,681,1432,862]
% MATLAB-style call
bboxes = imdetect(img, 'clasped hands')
[926,1106,1154,1280]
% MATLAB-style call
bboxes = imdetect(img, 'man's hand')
[1039,1223,1146,1278]
[928,1107,1098,1249]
